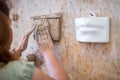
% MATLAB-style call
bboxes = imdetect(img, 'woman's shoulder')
[0,60,35,80]
[8,60,34,67]
[9,60,35,78]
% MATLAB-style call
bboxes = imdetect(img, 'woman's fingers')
[45,29,50,40]
[29,24,36,34]
[26,24,36,36]
[36,24,53,47]
[38,29,48,41]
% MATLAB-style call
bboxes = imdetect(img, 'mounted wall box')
[75,16,110,43]
[32,13,62,42]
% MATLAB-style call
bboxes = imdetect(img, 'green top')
[0,61,34,80]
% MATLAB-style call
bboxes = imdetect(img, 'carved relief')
[32,13,62,41]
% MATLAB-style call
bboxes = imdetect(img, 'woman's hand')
[25,24,36,37]
[18,25,36,51]
[36,29,69,80]
[13,25,36,58]
[38,29,54,56]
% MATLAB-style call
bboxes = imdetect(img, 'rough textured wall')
[10,0,120,80]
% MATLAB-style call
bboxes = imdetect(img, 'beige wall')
[10,0,120,80]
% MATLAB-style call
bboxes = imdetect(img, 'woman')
[0,0,68,80]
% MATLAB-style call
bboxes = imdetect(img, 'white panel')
[75,17,109,43]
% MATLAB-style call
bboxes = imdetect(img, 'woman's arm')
[12,26,36,58]
[32,29,69,80]
[32,68,54,80]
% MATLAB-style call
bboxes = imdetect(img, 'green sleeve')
[0,61,35,80]
[12,61,35,80]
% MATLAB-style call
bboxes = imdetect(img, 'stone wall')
[10,0,120,80]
